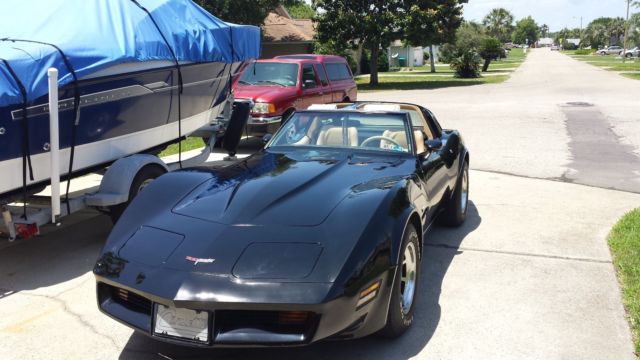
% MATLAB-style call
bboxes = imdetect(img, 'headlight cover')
[253,102,276,114]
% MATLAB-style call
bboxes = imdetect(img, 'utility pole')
[623,0,631,63]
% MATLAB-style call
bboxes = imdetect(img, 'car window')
[421,109,442,137]
[316,64,329,86]
[239,62,298,87]
[302,65,318,88]
[326,63,353,81]
[269,112,412,154]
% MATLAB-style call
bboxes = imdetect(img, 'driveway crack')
[426,242,612,264]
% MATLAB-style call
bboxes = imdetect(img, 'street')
[1,49,639,359]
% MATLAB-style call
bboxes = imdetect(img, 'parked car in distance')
[623,47,640,58]
[233,55,358,135]
[597,46,623,55]
[550,45,560,51]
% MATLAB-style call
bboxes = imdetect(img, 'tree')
[287,1,315,19]
[314,0,401,85]
[482,8,514,43]
[540,24,549,38]
[512,16,540,45]
[194,0,303,25]
[584,22,609,48]
[479,37,503,72]
[402,0,468,73]
[450,49,482,78]
[194,0,278,25]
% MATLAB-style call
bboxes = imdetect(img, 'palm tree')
[540,24,550,38]
[482,8,515,43]
[609,17,626,45]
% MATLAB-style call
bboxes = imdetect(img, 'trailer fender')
[85,154,168,207]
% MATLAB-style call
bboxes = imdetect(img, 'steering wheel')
[361,136,403,148]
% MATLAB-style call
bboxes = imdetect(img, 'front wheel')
[439,160,469,227]
[380,223,421,338]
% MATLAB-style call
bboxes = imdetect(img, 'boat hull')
[0,61,244,200]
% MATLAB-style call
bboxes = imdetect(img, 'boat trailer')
[1,68,251,242]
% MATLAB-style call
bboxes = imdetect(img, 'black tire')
[380,223,421,338]
[439,159,469,227]
[109,165,166,224]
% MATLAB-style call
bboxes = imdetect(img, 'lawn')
[608,208,640,354]
[159,137,205,157]
[357,48,526,92]
[565,52,640,76]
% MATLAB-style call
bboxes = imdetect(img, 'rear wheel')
[439,160,469,227]
[109,165,166,224]
[381,223,421,338]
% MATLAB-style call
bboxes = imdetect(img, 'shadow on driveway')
[118,202,482,360]
[0,211,112,293]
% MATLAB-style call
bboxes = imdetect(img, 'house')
[261,6,315,59]
[388,40,425,67]
[538,37,554,47]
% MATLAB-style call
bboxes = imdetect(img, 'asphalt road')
[1,49,639,359]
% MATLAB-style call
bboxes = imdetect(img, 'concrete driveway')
[1,49,639,359]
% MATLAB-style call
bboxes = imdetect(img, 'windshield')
[268,111,413,154]
[239,62,298,87]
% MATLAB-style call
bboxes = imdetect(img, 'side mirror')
[262,133,273,144]
[425,139,443,152]
[303,79,316,89]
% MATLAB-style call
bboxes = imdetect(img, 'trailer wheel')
[109,164,166,224]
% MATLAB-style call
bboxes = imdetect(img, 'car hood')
[233,85,298,103]
[172,149,413,227]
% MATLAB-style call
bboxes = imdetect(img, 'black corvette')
[94,101,469,347]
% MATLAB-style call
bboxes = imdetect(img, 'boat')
[0,0,260,201]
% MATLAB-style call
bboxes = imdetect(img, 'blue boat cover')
[0,0,260,108]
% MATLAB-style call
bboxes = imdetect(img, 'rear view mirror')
[303,79,316,89]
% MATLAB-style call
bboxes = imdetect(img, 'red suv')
[233,54,357,135]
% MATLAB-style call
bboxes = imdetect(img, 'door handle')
[319,92,324,95]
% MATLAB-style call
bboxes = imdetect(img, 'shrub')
[450,49,482,78]
[562,40,578,50]
[574,49,593,55]
[438,43,457,63]
[360,48,389,74]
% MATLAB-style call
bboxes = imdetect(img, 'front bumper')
[246,115,282,135]
[95,270,393,347]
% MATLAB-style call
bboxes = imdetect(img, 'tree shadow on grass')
[358,79,505,92]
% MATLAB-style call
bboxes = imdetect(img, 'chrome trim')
[11,77,223,120]
[248,116,282,125]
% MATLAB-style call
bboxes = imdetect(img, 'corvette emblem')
[185,256,215,265]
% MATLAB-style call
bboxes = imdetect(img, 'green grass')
[356,75,509,92]
[609,208,640,354]
[159,137,205,157]
[623,73,640,80]
[357,48,525,92]
[567,53,640,76]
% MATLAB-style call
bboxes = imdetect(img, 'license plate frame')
[153,303,210,344]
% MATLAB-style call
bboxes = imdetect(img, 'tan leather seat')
[381,130,426,153]
[316,126,359,146]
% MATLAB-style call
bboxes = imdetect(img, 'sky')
[463,0,633,32]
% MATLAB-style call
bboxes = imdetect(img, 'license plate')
[153,304,209,343]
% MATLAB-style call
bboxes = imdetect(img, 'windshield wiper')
[256,80,286,87]
[238,80,253,85]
